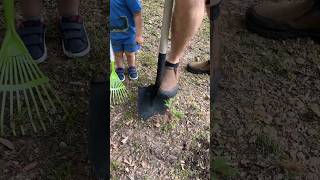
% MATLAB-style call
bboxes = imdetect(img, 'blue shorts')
[111,40,141,53]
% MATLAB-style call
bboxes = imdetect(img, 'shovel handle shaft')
[3,0,15,30]
[210,2,222,103]
[159,0,174,54]
[155,0,174,89]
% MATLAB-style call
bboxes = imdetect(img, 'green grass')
[47,162,72,180]
[138,51,157,68]
[111,160,122,172]
[111,160,125,180]
[165,99,185,120]
[159,99,185,133]
[172,163,192,179]
[211,157,239,179]
[191,131,209,146]
[255,134,281,156]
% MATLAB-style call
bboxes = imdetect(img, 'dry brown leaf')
[22,162,38,172]
[283,161,306,172]
[310,103,320,117]
[125,167,130,173]
[0,138,14,150]
[141,161,147,168]
[121,136,129,144]
[124,158,130,165]
[155,123,161,128]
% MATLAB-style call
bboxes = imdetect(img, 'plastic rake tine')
[16,56,37,133]
[0,60,8,136]
[24,54,57,112]
[21,56,48,130]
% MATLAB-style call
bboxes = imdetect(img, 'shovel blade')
[137,85,167,120]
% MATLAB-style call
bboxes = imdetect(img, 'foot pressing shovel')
[137,0,174,120]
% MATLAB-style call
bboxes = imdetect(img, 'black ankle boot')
[158,61,179,99]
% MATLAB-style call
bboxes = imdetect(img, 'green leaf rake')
[110,41,127,105]
[0,0,66,136]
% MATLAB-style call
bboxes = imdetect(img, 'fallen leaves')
[178,160,185,171]
[141,161,148,168]
[310,103,320,118]
[282,161,306,173]
[0,138,14,150]
[22,162,38,172]
[154,122,161,128]
[121,136,129,144]
[123,158,134,167]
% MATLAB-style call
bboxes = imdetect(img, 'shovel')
[210,1,222,104]
[88,76,109,179]
[137,0,174,120]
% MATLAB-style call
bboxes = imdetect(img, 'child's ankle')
[60,10,80,17]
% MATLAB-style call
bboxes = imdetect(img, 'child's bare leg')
[115,52,124,68]
[57,0,90,58]
[114,52,125,80]
[21,0,42,19]
[58,0,80,16]
[125,52,136,67]
[19,0,47,62]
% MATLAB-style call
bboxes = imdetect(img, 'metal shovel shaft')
[155,0,174,89]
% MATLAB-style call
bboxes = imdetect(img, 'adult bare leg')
[159,0,206,94]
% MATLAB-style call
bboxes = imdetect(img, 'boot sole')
[246,10,320,43]
[34,31,48,64]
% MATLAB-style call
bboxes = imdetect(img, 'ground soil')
[211,0,320,179]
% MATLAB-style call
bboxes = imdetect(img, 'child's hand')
[136,35,144,45]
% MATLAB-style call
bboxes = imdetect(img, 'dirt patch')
[211,0,320,179]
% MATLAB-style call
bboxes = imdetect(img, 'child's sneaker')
[59,15,90,58]
[17,19,47,63]
[116,67,125,81]
[128,66,138,80]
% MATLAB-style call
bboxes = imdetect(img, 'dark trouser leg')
[186,1,222,75]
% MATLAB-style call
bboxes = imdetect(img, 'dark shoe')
[128,66,138,80]
[246,0,320,41]
[116,67,125,81]
[17,19,47,63]
[59,15,90,58]
[186,60,210,74]
[158,61,179,99]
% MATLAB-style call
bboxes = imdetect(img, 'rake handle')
[3,0,16,30]
[110,40,116,72]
